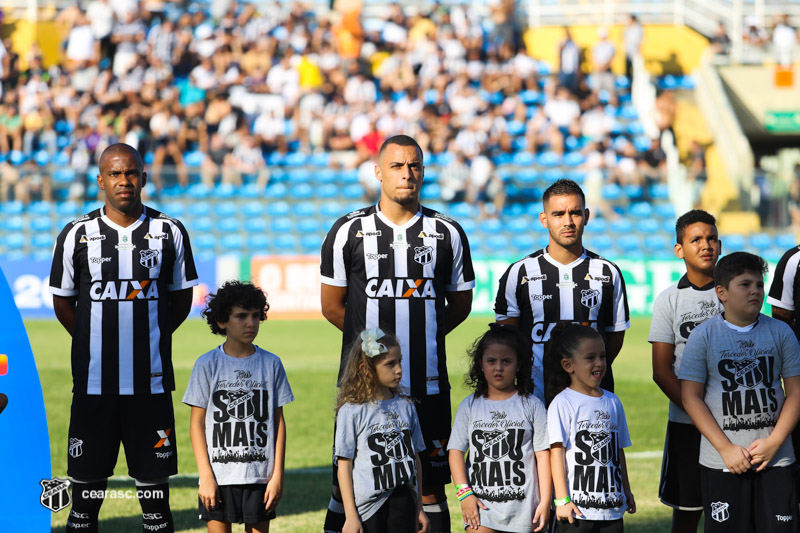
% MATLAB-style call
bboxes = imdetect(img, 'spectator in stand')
[592,27,617,105]
[743,15,770,48]
[111,11,145,77]
[558,27,581,95]
[623,14,643,81]
[86,0,114,62]
[466,148,505,219]
[440,149,470,203]
[222,133,269,189]
[773,14,797,66]
[710,21,732,56]
[0,102,22,152]
[639,137,668,185]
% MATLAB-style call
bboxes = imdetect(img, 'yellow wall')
[524,24,709,75]
[2,18,63,70]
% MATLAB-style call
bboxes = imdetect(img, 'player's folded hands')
[748,436,780,471]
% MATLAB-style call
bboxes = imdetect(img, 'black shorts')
[362,486,416,533]
[554,518,623,533]
[199,483,276,524]
[700,466,798,533]
[658,421,702,511]
[67,393,177,480]
[332,394,452,490]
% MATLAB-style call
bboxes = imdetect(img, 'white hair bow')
[361,328,388,357]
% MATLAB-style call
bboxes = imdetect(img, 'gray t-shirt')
[547,387,632,521]
[679,314,800,470]
[183,345,294,485]
[448,393,549,533]
[335,395,425,522]
[648,275,722,423]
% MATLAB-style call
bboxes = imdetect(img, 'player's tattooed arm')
[53,295,77,336]
[772,306,794,327]
[321,285,347,331]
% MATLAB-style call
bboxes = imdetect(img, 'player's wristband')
[455,484,470,492]
[554,496,571,507]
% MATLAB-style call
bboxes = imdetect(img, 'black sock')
[66,479,107,533]
[323,494,346,532]
[136,482,173,533]
[423,501,451,533]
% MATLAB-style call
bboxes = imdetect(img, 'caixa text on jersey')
[89,280,159,301]
[365,278,436,299]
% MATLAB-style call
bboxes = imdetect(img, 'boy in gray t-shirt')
[183,281,294,531]
[679,252,800,533]
[649,210,721,531]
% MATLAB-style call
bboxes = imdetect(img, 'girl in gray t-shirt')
[448,324,552,532]
[335,329,428,533]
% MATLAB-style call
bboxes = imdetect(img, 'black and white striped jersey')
[494,248,629,399]
[321,204,475,398]
[50,206,198,395]
[768,246,800,337]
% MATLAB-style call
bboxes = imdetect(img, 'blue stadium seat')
[194,250,216,263]
[563,152,585,167]
[520,89,541,105]
[288,168,311,183]
[32,250,54,262]
[315,168,336,184]
[56,202,80,217]
[776,233,797,250]
[342,184,364,200]
[450,203,477,219]
[265,183,288,199]
[320,202,344,218]
[629,201,651,217]
[190,217,213,234]
[615,75,631,90]
[53,150,70,166]
[301,234,323,252]
[5,233,26,250]
[241,201,264,217]
[220,234,244,252]
[53,168,77,185]
[610,218,634,234]
[506,218,529,234]
[567,170,586,183]
[267,152,286,166]
[537,151,561,167]
[297,218,322,234]
[31,234,53,249]
[184,151,205,167]
[187,201,211,217]
[639,218,659,234]
[318,184,339,199]
[309,152,330,167]
[421,183,441,200]
[616,234,642,252]
[459,218,477,234]
[244,218,267,233]
[590,217,607,233]
[271,217,294,233]
[218,218,241,233]
[293,201,316,218]
[28,201,53,216]
[618,105,638,120]
[1,216,24,232]
[722,233,745,251]
[274,234,299,252]
[644,234,670,250]
[214,201,238,218]
[650,184,670,200]
[162,201,185,218]
[270,168,288,182]
[748,233,771,252]
[586,234,613,251]
[266,201,290,217]
[340,169,359,184]
[512,152,535,166]
[30,217,53,232]
[602,183,622,201]
[247,234,270,252]
[285,151,307,167]
[0,201,24,215]
[512,234,536,252]
[187,184,211,198]
[238,184,263,198]
[654,203,675,219]
[507,120,526,136]
[626,121,645,135]
[213,183,235,199]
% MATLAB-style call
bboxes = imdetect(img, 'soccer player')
[320,134,475,533]
[680,252,800,532]
[650,209,721,532]
[494,178,629,401]
[767,243,800,486]
[50,143,198,533]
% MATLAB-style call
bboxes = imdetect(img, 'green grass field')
[29,316,693,532]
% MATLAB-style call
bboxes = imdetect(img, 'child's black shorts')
[199,483,276,524]
[700,465,798,532]
[553,518,623,532]
[658,421,702,511]
[67,393,177,480]
[362,486,416,533]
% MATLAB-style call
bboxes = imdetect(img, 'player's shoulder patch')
[430,210,455,224]
[346,208,369,220]
[70,212,93,226]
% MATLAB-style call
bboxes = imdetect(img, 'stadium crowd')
[0,0,686,211]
